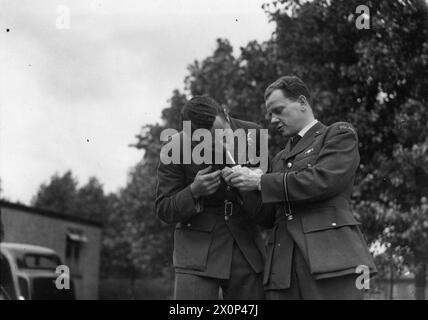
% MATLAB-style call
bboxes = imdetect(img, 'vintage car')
[0,242,75,300]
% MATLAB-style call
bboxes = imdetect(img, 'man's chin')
[277,127,290,137]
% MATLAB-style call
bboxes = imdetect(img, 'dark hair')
[181,95,223,130]
[264,76,312,104]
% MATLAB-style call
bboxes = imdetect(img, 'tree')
[74,177,109,222]
[32,172,111,223]
[99,160,174,297]
[185,39,240,106]
[99,192,121,278]
[33,172,120,279]
[32,171,78,214]
[374,100,428,299]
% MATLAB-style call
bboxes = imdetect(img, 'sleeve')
[260,123,360,204]
[260,152,288,203]
[285,123,360,203]
[240,151,280,228]
[260,171,286,203]
[155,160,203,224]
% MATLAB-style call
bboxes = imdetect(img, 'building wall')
[1,206,102,300]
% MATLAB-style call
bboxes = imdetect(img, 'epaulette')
[335,122,357,135]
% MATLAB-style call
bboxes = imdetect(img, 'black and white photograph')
[1,0,428,303]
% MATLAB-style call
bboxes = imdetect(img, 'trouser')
[174,244,265,300]
[266,244,363,300]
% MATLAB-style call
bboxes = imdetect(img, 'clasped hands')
[221,166,262,192]
[190,165,263,199]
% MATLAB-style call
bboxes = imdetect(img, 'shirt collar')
[298,119,318,138]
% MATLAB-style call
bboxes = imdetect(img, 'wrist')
[190,183,200,200]
[252,168,263,175]
[248,169,262,191]
[256,175,262,191]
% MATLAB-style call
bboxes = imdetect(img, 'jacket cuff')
[283,172,290,203]
[260,173,286,203]
[175,185,201,220]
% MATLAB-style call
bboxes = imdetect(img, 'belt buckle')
[224,200,233,220]
[284,205,293,221]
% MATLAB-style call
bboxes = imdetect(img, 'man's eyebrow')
[270,106,283,113]
[266,101,276,110]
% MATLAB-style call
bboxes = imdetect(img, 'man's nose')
[271,116,279,124]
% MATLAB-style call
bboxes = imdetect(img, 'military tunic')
[155,117,265,299]
[245,121,377,298]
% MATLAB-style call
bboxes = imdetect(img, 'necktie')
[290,135,301,151]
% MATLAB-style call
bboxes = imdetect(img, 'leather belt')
[204,201,241,220]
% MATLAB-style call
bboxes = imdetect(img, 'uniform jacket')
[155,117,265,278]
[245,121,377,289]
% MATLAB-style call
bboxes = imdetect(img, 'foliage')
[32,171,111,222]
[32,171,78,215]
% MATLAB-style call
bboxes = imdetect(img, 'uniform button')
[307,163,312,168]
[277,243,281,247]
[225,216,229,221]
[287,162,293,168]
[288,215,294,221]
[187,223,192,227]
[331,222,337,227]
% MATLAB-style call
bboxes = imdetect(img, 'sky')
[0,0,275,204]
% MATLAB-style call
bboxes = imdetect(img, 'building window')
[65,229,87,276]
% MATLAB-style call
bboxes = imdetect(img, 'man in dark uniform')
[155,96,265,300]
[225,76,377,299]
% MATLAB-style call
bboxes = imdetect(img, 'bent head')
[181,96,230,133]
[265,76,314,137]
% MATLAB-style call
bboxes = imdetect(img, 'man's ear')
[298,95,308,111]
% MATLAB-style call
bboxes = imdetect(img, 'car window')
[21,254,61,270]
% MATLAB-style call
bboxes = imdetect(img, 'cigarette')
[226,150,236,165]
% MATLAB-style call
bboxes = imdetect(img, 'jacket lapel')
[280,139,292,160]
[282,122,325,161]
